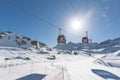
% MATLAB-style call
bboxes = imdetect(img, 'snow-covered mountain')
[0,32,120,80]
[95,38,120,49]
[0,31,47,49]
[54,42,98,50]
[54,37,120,54]
[94,37,120,53]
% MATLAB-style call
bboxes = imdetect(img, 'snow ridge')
[0,31,46,48]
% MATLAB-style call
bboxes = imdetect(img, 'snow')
[0,32,47,49]
[0,46,120,80]
[0,34,32,48]
[52,55,120,80]
[0,32,120,80]
[54,42,98,51]
[95,50,120,67]
[54,37,120,54]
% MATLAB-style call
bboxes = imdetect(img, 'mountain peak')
[0,31,47,49]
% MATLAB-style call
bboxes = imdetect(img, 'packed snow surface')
[0,46,120,80]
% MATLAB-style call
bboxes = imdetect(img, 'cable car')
[82,31,89,44]
[57,34,66,44]
[82,37,88,44]
[57,28,66,44]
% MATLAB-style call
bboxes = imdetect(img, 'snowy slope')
[0,46,63,80]
[52,54,120,80]
[0,32,120,80]
[0,46,120,80]
[95,50,120,67]
[0,31,46,48]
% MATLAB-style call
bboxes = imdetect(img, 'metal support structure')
[62,68,64,80]
[59,28,61,35]
[86,31,88,37]
[89,39,93,56]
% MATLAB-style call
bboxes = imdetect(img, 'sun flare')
[68,18,86,34]
[71,19,83,31]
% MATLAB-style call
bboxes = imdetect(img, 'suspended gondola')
[82,31,89,44]
[57,28,66,44]
[82,37,88,44]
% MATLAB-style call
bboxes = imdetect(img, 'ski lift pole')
[59,28,61,35]
[62,68,64,80]
[9,51,12,74]
[8,59,12,80]
[31,61,33,78]
[89,39,92,56]
[86,31,88,37]
[44,61,47,80]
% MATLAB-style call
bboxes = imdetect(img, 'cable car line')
[4,0,61,30]
[66,0,80,22]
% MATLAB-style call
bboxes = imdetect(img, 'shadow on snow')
[92,69,120,80]
[16,73,46,80]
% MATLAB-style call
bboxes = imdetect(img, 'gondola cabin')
[82,37,88,44]
[57,34,66,44]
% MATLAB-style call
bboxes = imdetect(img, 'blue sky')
[0,0,120,47]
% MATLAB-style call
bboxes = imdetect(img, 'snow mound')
[94,50,120,67]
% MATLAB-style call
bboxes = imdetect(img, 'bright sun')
[71,19,82,31]
[68,18,86,34]
[66,11,92,36]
